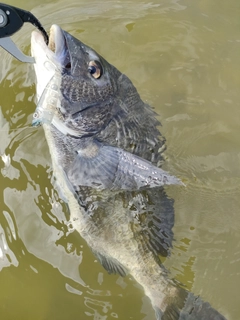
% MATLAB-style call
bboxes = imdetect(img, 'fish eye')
[88,60,102,79]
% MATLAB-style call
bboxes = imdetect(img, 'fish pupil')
[88,65,97,74]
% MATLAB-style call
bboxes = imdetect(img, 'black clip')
[0,3,48,63]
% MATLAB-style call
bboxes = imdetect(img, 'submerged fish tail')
[154,286,227,320]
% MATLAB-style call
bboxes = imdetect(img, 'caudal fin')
[155,287,227,320]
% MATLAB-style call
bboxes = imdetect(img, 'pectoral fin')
[67,141,183,191]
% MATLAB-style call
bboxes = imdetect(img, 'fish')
[31,25,227,319]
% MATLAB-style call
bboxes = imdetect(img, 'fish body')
[31,25,226,319]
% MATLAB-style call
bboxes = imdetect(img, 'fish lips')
[31,24,71,71]
[31,24,73,105]
[49,25,72,68]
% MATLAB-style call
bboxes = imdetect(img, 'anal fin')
[92,250,128,277]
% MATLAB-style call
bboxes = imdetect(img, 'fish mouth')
[31,24,70,68]
[48,25,71,67]
[31,24,71,100]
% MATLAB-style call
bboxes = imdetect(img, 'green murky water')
[0,0,240,319]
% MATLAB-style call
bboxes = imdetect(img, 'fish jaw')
[31,25,73,127]
[31,24,68,101]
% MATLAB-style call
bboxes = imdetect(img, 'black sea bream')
[31,25,226,319]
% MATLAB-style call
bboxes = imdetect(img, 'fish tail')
[154,287,227,320]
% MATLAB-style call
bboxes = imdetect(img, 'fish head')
[31,24,121,133]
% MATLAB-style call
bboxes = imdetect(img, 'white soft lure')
[32,73,82,137]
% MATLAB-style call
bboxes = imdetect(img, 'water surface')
[0,0,240,319]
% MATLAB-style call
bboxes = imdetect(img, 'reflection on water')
[0,0,240,319]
